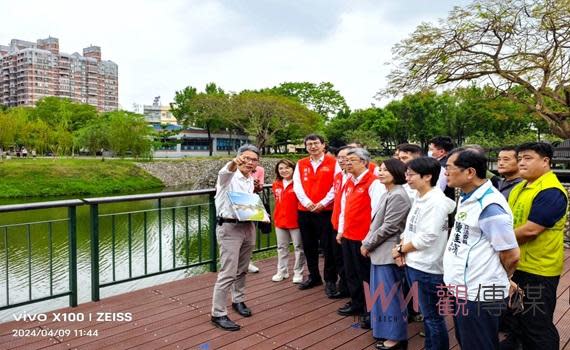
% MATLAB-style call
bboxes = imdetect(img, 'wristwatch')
[397,244,403,254]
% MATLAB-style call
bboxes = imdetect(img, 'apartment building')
[143,96,178,125]
[0,37,118,111]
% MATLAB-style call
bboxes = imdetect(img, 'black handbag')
[258,218,272,234]
[257,192,272,234]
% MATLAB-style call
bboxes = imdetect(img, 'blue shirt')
[528,188,567,228]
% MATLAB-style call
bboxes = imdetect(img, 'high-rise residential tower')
[0,37,118,111]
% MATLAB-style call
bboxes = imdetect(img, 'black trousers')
[503,270,560,350]
[298,210,345,285]
[341,238,370,313]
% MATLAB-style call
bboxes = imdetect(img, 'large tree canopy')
[171,83,230,156]
[230,92,322,152]
[269,81,349,120]
[382,0,570,138]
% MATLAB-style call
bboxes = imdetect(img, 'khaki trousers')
[211,222,256,317]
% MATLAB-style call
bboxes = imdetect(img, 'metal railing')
[0,186,276,309]
[0,199,82,311]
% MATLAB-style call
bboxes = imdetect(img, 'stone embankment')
[136,158,283,189]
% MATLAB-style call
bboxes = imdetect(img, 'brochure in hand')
[227,191,270,222]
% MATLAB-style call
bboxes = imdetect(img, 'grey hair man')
[211,144,260,331]
[337,148,385,328]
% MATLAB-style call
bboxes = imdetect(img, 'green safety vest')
[508,171,568,276]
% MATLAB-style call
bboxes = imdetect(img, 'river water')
[0,187,214,322]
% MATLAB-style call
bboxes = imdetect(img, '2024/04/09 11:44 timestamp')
[12,328,99,337]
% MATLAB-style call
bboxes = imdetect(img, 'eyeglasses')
[444,165,465,172]
[305,141,322,147]
[405,171,420,177]
[243,157,259,163]
[345,158,362,163]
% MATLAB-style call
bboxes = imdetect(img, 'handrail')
[0,199,84,213]
[0,185,276,311]
[82,188,216,204]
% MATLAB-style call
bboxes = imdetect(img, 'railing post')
[208,193,217,272]
[68,206,78,307]
[90,204,100,302]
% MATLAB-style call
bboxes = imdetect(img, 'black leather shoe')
[329,288,350,299]
[359,313,371,329]
[211,315,240,331]
[337,304,361,316]
[376,340,408,350]
[298,278,323,290]
[499,334,521,350]
[408,313,424,323]
[232,302,252,317]
[325,282,338,297]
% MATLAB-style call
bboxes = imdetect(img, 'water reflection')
[0,190,214,322]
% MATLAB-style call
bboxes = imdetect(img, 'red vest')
[272,180,299,229]
[331,171,348,231]
[297,154,336,211]
[369,162,378,177]
[343,170,377,241]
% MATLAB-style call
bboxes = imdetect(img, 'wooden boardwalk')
[0,252,569,350]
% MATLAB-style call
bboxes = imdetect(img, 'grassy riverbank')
[0,158,163,198]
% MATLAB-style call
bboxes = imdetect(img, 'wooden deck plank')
[0,251,567,350]
[155,288,331,349]
[304,322,369,350]
[244,304,344,350]
[97,283,325,350]
[45,274,316,349]
[558,308,570,350]
[287,317,359,349]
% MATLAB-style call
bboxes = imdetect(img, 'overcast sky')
[1,0,471,112]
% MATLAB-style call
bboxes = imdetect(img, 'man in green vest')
[502,142,568,350]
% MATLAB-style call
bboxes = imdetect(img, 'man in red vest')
[294,134,344,294]
[336,148,384,327]
[329,146,355,298]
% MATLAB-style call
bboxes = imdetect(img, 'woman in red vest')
[272,159,306,283]
[361,158,412,350]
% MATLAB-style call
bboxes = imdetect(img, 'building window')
[216,138,242,151]
[180,138,209,151]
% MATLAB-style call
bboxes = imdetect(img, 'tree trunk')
[207,125,213,157]
[256,136,266,154]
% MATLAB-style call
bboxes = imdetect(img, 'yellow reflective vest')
[508,171,568,276]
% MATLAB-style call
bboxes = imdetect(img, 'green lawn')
[0,158,163,198]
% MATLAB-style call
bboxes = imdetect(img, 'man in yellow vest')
[502,142,568,350]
